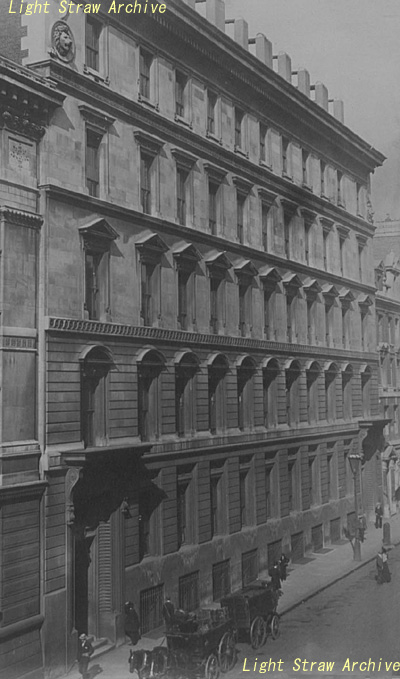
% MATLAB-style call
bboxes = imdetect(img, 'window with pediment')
[136,233,168,327]
[79,218,119,322]
[206,252,231,335]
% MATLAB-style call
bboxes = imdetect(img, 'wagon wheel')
[250,615,267,649]
[205,652,220,679]
[269,613,280,640]
[218,631,236,672]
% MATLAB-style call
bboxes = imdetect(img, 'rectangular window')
[176,167,187,225]
[282,137,290,176]
[140,584,164,634]
[308,457,314,506]
[264,287,275,340]
[208,181,218,235]
[86,128,101,197]
[242,549,258,587]
[86,17,101,71]
[140,153,152,214]
[139,49,152,99]
[207,91,217,135]
[322,229,328,270]
[288,460,295,511]
[358,245,363,282]
[265,465,272,518]
[238,284,247,338]
[234,108,244,148]
[286,294,293,343]
[210,461,224,536]
[342,306,349,348]
[302,149,309,186]
[177,269,190,331]
[139,491,152,559]
[179,572,199,612]
[260,124,267,162]
[212,559,230,601]
[337,170,343,205]
[339,237,345,276]
[261,202,269,251]
[141,261,158,326]
[177,479,189,548]
[175,71,187,117]
[237,193,245,243]
[320,161,326,196]
[307,298,314,344]
[284,216,290,258]
[84,249,109,321]
[210,277,223,334]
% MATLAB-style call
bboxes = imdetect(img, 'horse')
[129,646,168,678]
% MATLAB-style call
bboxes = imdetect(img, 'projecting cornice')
[0,207,43,229]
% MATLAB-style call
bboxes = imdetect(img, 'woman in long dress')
[376,547,391,584]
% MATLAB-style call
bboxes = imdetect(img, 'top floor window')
[234,107,244,149]
[207,90,217,136]
[175,71,188,118]
[86,17,101,71]
[282,137,290,176]
[139,49,152,100]
[337,170,344,206]
[302,149,309,186]
[86,128,101,197]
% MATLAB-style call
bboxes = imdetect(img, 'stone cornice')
[46,316,378,364]
[39,183,377,296]
[106,1,384,175]
[0,207,43,229]
[375,294,400,313]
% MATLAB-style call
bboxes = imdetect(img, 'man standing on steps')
[77,633,94,679]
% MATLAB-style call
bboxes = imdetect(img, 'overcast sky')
[224,0,400,220]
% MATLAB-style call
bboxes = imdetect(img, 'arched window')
[306,361,320,424]
[360,365,372,418]
[80,345,114,447]
[285,360,301,426]
[341,364,353,420]
[208,354,229,434]
[262,358,280,428]
[175,351,199,437]
[236,356,256,431]
[137,349,165,441]
[324,362,338,422]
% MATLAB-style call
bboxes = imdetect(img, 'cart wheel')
[218,631,236,673]
[250,616,267,649]
[270,613,280,640]
[205,653,220,679]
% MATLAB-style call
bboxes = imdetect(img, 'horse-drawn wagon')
[221,582,280,649]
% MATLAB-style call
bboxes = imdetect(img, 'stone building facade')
[0,1,386,677]
[373,218,400,516]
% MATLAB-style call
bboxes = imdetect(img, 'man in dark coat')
[375,502,383,529]
[77,633,94,679]
[376,547,391,584]
[269,562,281,591]
[162,596,175,631]
[124,601,141,645]
[278,554,289,581]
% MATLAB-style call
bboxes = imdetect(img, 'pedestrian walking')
[77,633,94,679]
[269,561,282,592]
[376,546,391,584]
[375,502,383,529]
[278,554,289,581]
[357,514,367,542]
[124,601,141,645]
[162,596,176,631]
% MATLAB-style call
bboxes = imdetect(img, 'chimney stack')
[277,52,291,83]
[234,18,249,49]
[254,33,273,68]
[297,69,310,97]
[315,82,329,110]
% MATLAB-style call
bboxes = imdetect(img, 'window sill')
[234,145,249,158]
[174,114,193,129]
[83,65,110,85]
[259,159,272,170]
[206,130,222,145]
[302,182,313,192]
[282,171,293,182]
[138,94,159,111]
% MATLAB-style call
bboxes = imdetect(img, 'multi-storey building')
[373,217,400,516]
[0,1,386,677]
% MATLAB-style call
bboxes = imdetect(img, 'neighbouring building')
[0,0,386,677]
[373,217,400,516]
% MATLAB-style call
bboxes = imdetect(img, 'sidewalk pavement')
[64,515,400,679]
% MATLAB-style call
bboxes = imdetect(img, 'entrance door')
[311,524,323,552]
[291,531,304,562]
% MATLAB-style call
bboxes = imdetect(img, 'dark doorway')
[311,524,323,552]
[291,531,304,562]
[74,534,95,635]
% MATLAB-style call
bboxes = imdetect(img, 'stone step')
[87,636,115,660]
